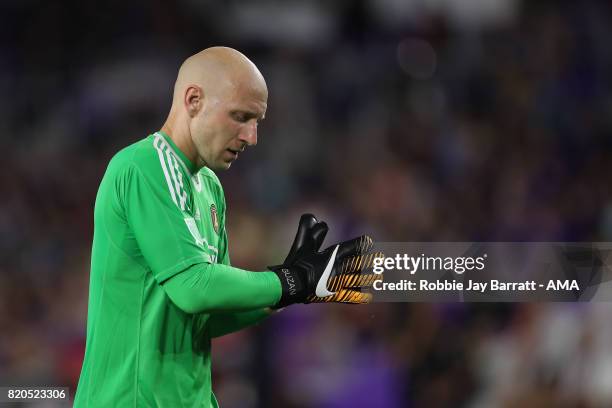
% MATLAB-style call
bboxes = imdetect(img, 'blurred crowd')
[2,0,612,406]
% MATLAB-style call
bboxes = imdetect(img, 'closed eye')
[230,110,263,124]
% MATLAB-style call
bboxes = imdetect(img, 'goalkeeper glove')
[270,214,382,308]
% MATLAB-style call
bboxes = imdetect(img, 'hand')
[270,214,382,307]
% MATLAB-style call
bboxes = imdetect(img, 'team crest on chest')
[210,204,219,234]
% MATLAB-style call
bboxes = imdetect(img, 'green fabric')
[75,132,281,407]
[163,263,279,313]
[208,308,271,338]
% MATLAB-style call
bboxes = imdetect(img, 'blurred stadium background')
[2,0,612,406]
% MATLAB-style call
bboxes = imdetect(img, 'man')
[74,47,379,407]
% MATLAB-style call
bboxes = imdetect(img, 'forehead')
[224,79,268,113]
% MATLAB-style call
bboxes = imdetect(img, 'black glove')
[270,214,382,308]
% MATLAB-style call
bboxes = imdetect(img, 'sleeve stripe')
[165,149,188,211]
[153,134,191,212]
[153,135,179,208]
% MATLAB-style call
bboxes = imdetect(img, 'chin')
[210,162,232,171]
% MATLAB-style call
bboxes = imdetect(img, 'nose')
[239,121,258,146]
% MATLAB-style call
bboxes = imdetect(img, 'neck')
[160,115,199,167]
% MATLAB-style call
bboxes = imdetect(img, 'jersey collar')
[157,131,198,174]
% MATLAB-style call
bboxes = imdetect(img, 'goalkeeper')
[74,47,380,407]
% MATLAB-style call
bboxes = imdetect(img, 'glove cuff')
[269,265,306,308]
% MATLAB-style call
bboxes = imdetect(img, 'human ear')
[184,85,204,117]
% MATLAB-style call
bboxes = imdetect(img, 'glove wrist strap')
[270,265,306,307]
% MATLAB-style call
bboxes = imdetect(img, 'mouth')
[226,148,240,160]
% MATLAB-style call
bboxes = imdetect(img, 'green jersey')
[75,132,280,407]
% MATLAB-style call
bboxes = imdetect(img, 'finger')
[332,235,374,260]
[328,271,382,290]
[310,221,329,251]
[338,251,384,274]
[285,214,318,264]
[306,288,372,304]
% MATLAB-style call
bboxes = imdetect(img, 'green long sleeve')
[162,263,282,314]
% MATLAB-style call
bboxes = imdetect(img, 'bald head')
[162,47,268,171]
[172,47,267,110]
